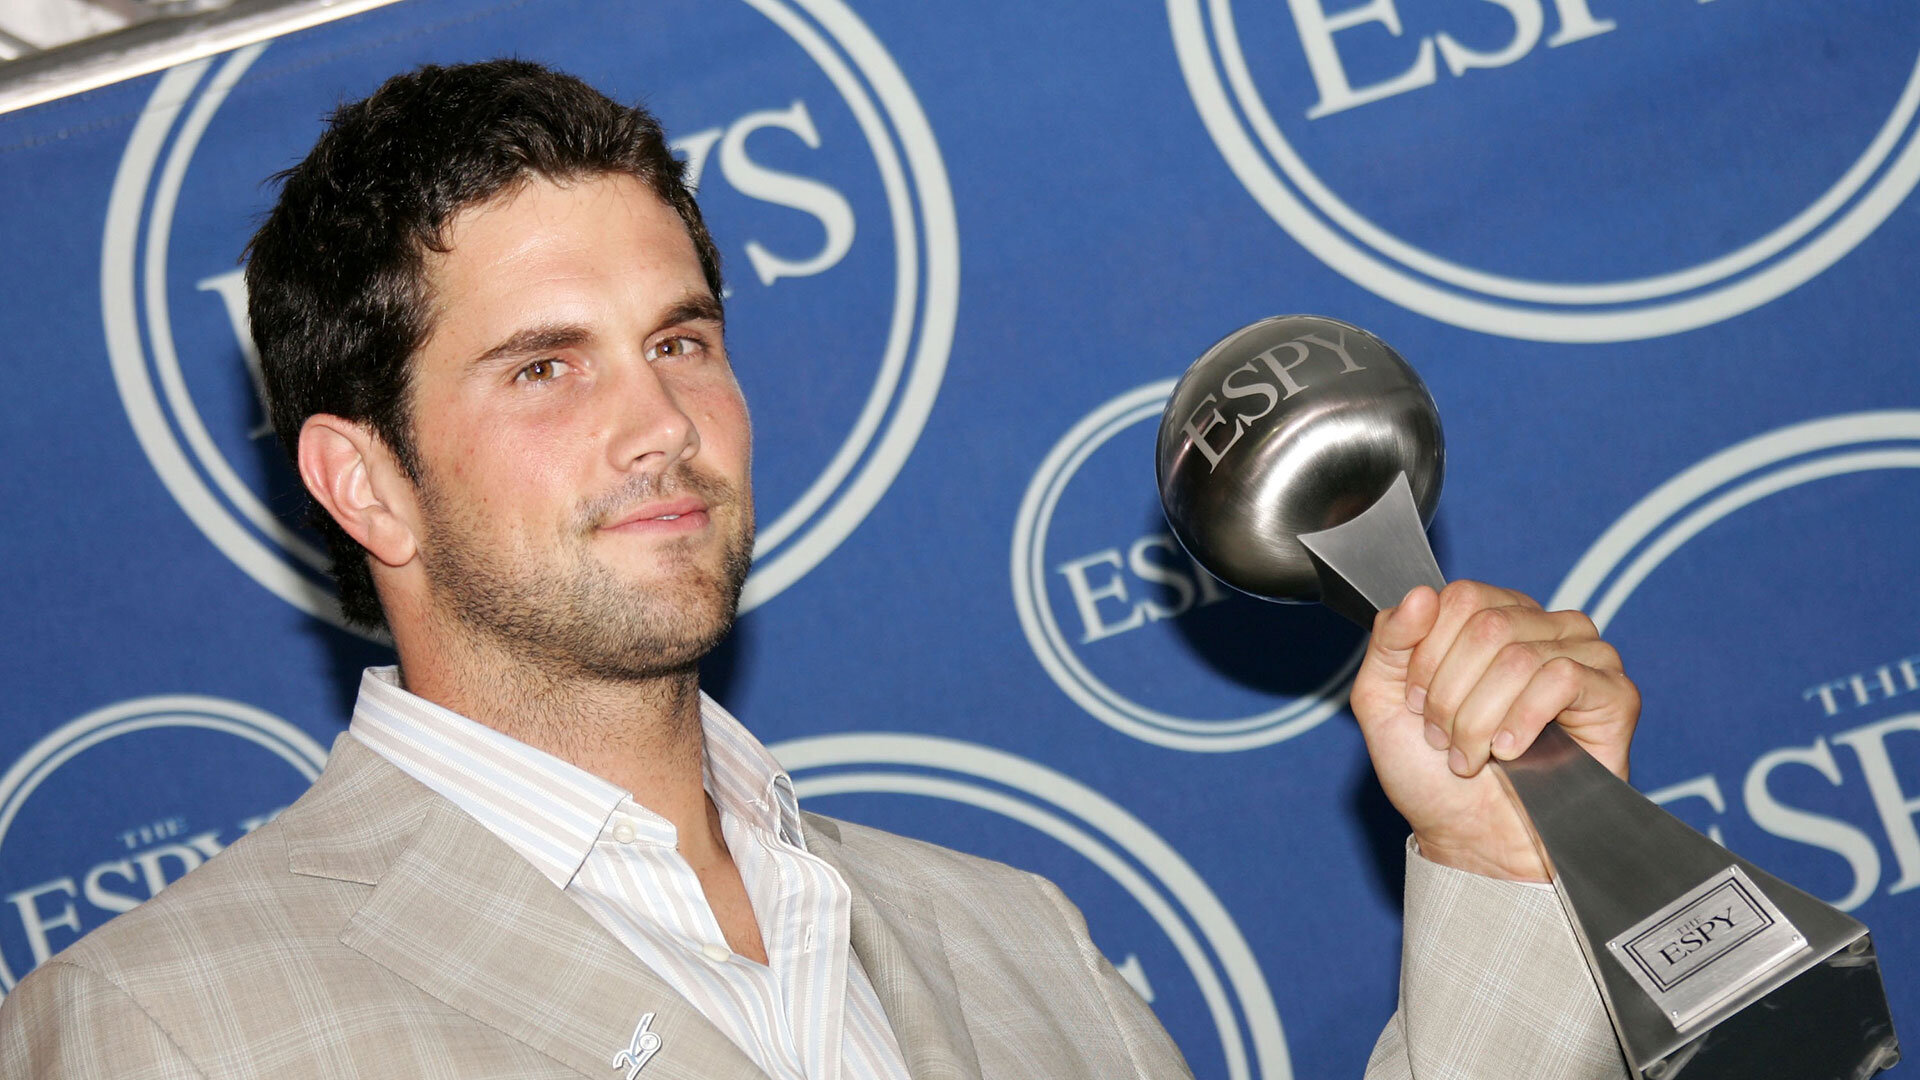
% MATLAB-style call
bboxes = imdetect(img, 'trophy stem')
[1297,473,1899,1079]
[1295,472,1446,624]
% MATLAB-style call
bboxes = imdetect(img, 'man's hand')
[1350,581,1640,882]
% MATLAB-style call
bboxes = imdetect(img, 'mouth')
[602,495,712,534]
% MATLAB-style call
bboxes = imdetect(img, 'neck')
[392,619,717,853]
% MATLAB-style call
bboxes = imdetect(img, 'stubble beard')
[416,466,755,683]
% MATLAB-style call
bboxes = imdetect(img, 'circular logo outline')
[103,0,959,634]
[0,695,328,991]
[1011,380,1361,753]
[1169,3,1920,342]
[1549,410,1920,625]
[772,731,1292,1080]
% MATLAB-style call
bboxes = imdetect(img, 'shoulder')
[23,808,354,994]
[800,810,1092,947]
[0,742,439,1070]
[801,812,1194,1078]
[802,810,1058,894]
[7,738,417,1016]
[0,814,336,1079]
[0,958,207,1078]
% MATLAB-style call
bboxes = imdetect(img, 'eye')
[516,358,567,383]
[645,335,702,362]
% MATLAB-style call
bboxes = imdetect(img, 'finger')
[1356,586,1440,716]
[1486,654,1638,774]
[1445,640,1622,775]
[1521,664,1640,781]
[1422,605,1597,742]
[1405,581,1543,715]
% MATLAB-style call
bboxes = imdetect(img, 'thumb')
[1359,586,1439,688]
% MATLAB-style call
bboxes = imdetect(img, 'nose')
[605,357,699,477]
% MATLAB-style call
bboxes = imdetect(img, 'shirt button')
[611,821,637,845]
[700,942,731,964]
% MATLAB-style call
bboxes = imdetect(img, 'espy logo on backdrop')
[1550,411,1920,916]
[105,0,957,636]
[1169,2,1920,341]
[0,698,326,995]
[1013,353,1366,753]
[775,734,1292,1079]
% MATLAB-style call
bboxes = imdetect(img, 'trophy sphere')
[1155,315,1444,604]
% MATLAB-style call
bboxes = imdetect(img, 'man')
[0,60,1638,1078]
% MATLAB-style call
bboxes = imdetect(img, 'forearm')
[1365,840,1629,1080]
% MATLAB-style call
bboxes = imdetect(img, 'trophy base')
[1640,933,1897,1079]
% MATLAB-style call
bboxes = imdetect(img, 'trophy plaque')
[1155,315,1899,1080]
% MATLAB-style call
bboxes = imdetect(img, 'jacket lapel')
[803,814,982,1080]
[286,736,767,1080]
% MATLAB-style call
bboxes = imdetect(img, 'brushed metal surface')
[1603,865,1808,1033]
[1296,472,1445,626]
[1156,315,1442,605]
[1503,725,1894,1079]
[1643,942,1898,1079]
[1155,314,1900,1079]
[0,0,409,116]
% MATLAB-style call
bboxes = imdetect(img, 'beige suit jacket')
[0,735,1624,1078]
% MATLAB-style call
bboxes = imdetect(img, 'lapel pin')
[611,1012,663,1078]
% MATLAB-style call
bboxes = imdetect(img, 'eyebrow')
[466,323,593,371]
[463,293,725,372]
[660,293,726,332]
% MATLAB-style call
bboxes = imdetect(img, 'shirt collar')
[698,692,807,842]
[347,666,807,889]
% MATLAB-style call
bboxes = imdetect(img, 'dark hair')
[245,59,724,631]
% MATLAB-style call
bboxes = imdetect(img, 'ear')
[297,415,419,569]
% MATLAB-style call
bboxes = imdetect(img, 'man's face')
[400,173,753,678]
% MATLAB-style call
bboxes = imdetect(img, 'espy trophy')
[1155,315,1899,1080]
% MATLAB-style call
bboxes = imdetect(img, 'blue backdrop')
[1,1,1917,1076]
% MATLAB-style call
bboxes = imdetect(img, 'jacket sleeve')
[1365,841,1630,1080]
[0,960,207,1080]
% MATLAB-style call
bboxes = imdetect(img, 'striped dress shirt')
[347,666,911,1080]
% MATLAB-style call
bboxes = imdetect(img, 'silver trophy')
[1156,315,1899,1080]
